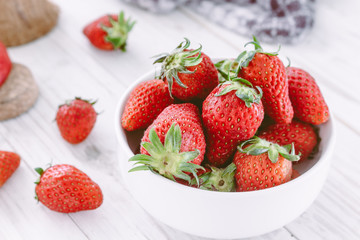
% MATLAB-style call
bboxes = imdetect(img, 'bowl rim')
[114,65,336,197]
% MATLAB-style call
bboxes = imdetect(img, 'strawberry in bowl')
[115,38,335,239]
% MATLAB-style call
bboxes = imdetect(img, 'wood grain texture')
[0,0,359,239]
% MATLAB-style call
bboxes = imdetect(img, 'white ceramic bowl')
[114,66,336,239]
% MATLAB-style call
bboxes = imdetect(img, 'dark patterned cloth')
[122,0,316,44]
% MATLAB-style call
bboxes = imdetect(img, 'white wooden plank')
[51,0,241,88]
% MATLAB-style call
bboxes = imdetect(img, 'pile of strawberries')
[122,37,329,192]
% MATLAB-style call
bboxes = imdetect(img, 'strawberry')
[83,11,135,51]
[259,120,318,161]
[202,76,264,167]
[238,36,294,124]
[0,41,12,87]
[287,67,329,125]
[130,103,206,184]
[0,151,20,187]
[34,164,103,213]
[121,79,174,131]
[234,136,300,191]
[153,38,219,102]
[56,97,97,144]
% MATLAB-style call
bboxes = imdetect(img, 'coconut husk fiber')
[0,0,59,47]
[0,63,39,120]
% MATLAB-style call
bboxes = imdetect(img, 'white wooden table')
[1,0,360,239]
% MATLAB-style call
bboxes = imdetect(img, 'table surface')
[1,0,360,239]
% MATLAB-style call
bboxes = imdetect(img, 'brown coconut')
[0,0,59,47]
[0,63,39,120]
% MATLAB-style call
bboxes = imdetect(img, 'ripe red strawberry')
[234,136,300,191]
[130,103,206,184]
[34,164,103,213]
[0,41,12,87]
[83,11,135,51]
[121,79,174,131]
[153,38,219,102]
[287,67,329,125]
[238,36,293,124]
[0,151,20,187]
[259,120,318,161]
[56,97,97,144]
[202,76,264,167]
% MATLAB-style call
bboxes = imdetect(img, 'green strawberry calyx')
[129,123,204,185]
[193,163,236,192]
[153,38,203,98]
[34,165,51,201]
[238,136,300,163]
[235,36,281,73]
[215,70,263,108]
[244,35,281,57]
[59,97,97,108]
[102,11,136,51]
[215,59,239,83]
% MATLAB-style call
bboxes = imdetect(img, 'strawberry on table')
[56,97,97,144]
[287,67,329,125]
[238,36,294,124]
[130,103,206,184]
[202,75,264,167]
[34,164,103,213]
[83,11,135,51]
[0,151,20,188]
[0,41,12,88]
[259,120,318,162]
[153,38,219,102]
[121,79,174,131]
[234,136,300,191]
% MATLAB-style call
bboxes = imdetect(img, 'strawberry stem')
[153,38,203,98]
[34,167,44,176]
[101,11,136,51]
[196,163,236,192]
[215,71,263,108]
[234,36,281,73]
[129,123,204,185]
[238,136,300,163]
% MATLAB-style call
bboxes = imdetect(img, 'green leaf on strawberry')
[153,38,203,97]
[129,123,204,185]
[215,59,239,83]
[235,36,281,73]
[238,136,300,163]
[215,70,263,108]
[196,163,237,192]
[101,11,136,51]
